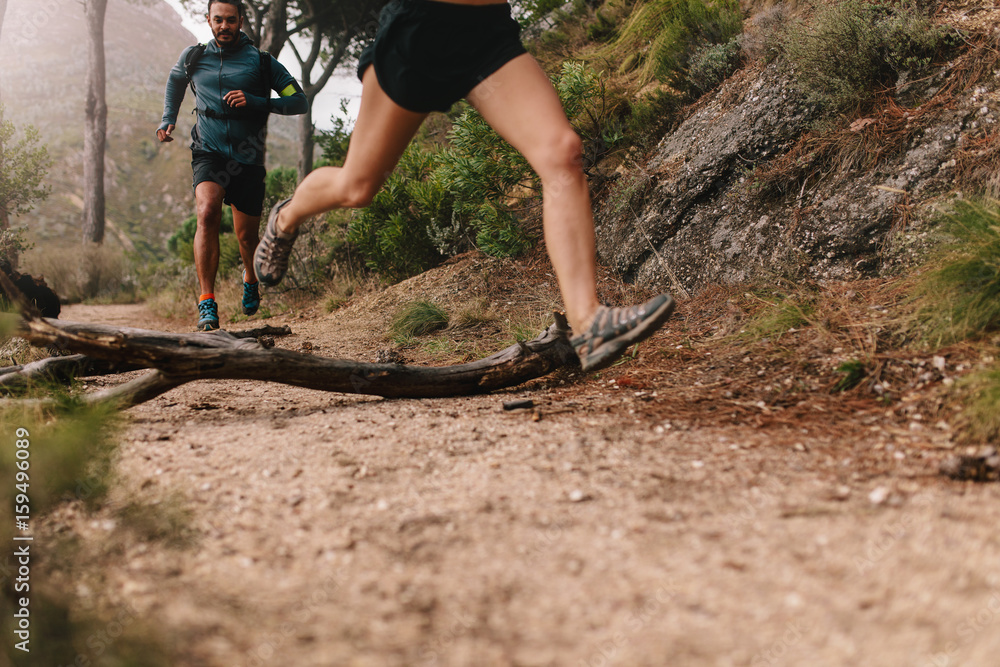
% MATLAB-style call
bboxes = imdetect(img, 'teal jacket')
[159,34,308,166]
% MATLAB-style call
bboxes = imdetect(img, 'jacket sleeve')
[244,54,309,116]
[159,47,194,131]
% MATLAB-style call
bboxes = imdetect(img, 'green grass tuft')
[957,364,1000,443]
[391,301,450,342]
[913,200,1000,346]
[741,292,817,341]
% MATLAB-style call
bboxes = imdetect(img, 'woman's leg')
[273,67,428,235]
[466,54,601,334]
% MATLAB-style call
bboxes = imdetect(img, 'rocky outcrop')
[595,62,995,294]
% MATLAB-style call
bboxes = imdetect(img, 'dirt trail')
[42,298,1000,667]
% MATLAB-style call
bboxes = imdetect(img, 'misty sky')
[162,0,362,129]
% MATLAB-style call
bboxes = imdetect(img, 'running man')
[157,0,308,330]
[254,0,674,370]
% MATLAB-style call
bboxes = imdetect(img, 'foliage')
[598,0,743,88]
[348,145,449,280]
[741,291,817,340]
[390,300,450,341]
[911,200,1000,346]
[0,227,32,265]
[0,402,173,664]
[512,0,569,28]
[0,110,51,220]
[315,100,353,168]
[781,0,952,113]
[957,365,1000,443]
[0,109,52,264]
[263,166,299,213]
[688,38,743,95]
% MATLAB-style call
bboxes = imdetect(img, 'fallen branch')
[8,312,577,408]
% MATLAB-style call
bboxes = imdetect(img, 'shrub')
[912,200,1000,346]
[314,100,353,168]
[688,38,743,94]
[598,0,743,88]
[781,0,951,113]
[348,145,449,280]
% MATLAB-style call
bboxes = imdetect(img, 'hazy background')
[0,0,362,258]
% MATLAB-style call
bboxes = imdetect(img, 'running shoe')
[196,297,220,331]
[254,197,297,287]
[242,270,260,316]
[570,294,676,372]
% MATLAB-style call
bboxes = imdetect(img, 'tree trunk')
[0,0,8,44]
[6,312,577,409]
[298,103,315,180]
[82,0,108,245]
[0,0,8,234]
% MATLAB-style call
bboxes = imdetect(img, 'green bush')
[600,0,743,87]
[348,146,449,280]
[782,0,951,113]
[688,38,743,94]
[314,100,353,168]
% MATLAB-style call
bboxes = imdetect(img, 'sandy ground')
[36,280,1000,667]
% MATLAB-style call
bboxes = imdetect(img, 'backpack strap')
[183,43,207,95]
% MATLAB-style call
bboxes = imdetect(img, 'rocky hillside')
[594,2,1000,295]
[0,0,298,257]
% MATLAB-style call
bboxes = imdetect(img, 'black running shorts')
[357,0,528,113]
[191,150,267,217]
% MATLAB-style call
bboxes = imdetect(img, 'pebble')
[868,487,890,505]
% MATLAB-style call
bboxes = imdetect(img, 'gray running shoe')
[570,294,676,372]
[254,197,298,287]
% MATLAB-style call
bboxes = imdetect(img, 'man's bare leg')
[194,181,225,296]
[232,205,261,282]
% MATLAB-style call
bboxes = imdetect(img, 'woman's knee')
[339,178,382,209]
[532,130,585,179]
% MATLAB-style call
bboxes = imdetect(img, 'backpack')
[183,42,273,118]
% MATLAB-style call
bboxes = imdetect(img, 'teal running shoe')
[196,298,220,331]
[242,270,260,316]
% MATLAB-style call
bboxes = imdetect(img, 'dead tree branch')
[6,313,576,408]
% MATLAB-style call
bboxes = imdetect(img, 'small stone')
[569,489,587,503]
[869,487,890,505]
[833,485,851,501]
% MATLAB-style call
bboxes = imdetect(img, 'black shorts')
[191,150,266,217]
[357,0,527,113]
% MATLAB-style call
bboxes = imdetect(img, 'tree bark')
[0,0,8,234]
[82,0,108,245]
[11,314,577,408]
[298,105,315,180]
